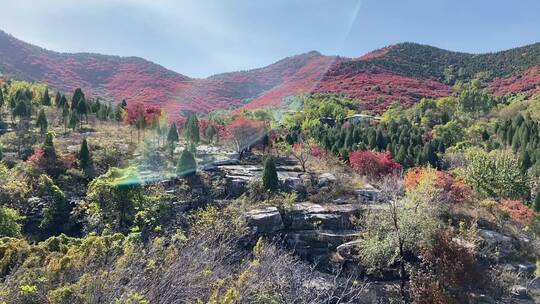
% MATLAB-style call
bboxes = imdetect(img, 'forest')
[0,73,539,304]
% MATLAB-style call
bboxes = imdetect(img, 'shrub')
[410,230,484,304]
[498,199,536,225]
[262,156,279,192]
[404,167,471,204]
[176,149,197,177]
[349,150,401,179]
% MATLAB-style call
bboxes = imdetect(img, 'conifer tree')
[54,91,62,108]
[76,97,88,127]
[176,149,197,177]
[205,125,218,143]
[68,112,80,131]
[262,156,279,192]
[121,99,127,109]
[79,138,91,169]
[39,175,70,237]
[71,88,85,111]
[184,114,200,148]
[167,123,179,156]
[36,109,48,135]
[519,148,532,173]
[41,88,51,106]
[0,145,3,161]
[43,131,57,159]
[0,88,4,111]
[534,191,540,212]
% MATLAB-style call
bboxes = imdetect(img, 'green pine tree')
[176,149,197,177]
[54,91,62,108]
[79,138,91,168]
[39,175,70,237]
[68,112,80,131]
[184,114,200,147]
[262,156,279,192]
[534,190,540,212]
[71,88,85,111]
[167,123,179,156]
[43,132,56,159]
[41,88,51,106]
[36,109,48,135]
[205,125,218,143]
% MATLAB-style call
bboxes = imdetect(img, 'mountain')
[1,30,540,117]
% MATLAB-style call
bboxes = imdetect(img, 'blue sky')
[1,0,539,78]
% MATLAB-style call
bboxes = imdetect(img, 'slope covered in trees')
[2,30,540,118]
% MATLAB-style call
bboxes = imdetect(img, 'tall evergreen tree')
[71,88,85,111]
[79,138,91,169]
[205,125,218,143]
[534,190,540,212]
[262,156,279,192]
[39,175,70,237]
[0,88,4,111]
[41,88,51,106]
[43,131,56,159]
[36,109,48,135]
[54,91,62,108]
[167,123,179,156]
[68,112,80,131]
[76,97,88,127]
[176,149,197,177]
[184,114,200,148]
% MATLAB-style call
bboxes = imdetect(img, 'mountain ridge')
[1,29,539,117]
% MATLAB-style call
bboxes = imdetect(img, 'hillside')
[1,30,540,117]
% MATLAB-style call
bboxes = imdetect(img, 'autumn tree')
[226,117,266,159]
[349,150,402,180]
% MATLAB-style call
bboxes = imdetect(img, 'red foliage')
[124,103,162,125]
[498,200,536,225]
[223,117,267,153]
[310,144,327,158]
[489,66,540,97]
[410,230,483,304]
[404,167,471,204]
[28,148,45,164]
[349,150,402,179]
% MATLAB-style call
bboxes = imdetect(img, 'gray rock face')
[246,201,363,268]
[245,207,284,234]
[284,202,360,231]
[355,184,382,203]
[478,229,515,260]
[317,173,337,187]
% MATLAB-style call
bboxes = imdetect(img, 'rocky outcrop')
[246,202,363,267]
[245,207,284,234]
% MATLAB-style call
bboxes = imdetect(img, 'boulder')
[284,202,360,231]
[245,207,284,234]
[478,229,515,260]
[336,240,362,261]
[285,230,360,262]
[355,184,382,203]
[317,173,337,187]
